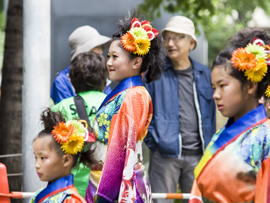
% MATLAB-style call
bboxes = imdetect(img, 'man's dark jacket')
[144,57,216,157]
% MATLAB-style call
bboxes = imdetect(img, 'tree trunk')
[0,1,23,202]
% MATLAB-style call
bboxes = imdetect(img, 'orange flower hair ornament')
[52,120,96,155]
[120,18,159,56]
[231,38,270,96]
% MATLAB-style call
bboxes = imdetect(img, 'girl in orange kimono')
[85,11,163,203]
[29,109,96,203]
[189,28,270,203]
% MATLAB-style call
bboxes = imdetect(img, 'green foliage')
[138,0,270,66]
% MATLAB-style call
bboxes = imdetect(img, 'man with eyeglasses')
[144,16,216,203]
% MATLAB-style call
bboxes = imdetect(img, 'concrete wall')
[51,0,208,85]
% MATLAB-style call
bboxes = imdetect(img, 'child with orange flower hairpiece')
[189,28,270,203]
[29,108,97,203]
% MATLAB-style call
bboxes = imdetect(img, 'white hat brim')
[71,35,111,61]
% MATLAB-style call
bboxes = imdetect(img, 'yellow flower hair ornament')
[249,38,270,97]
[265,85,270,98]
[231,38,270,97]
[52,120,95,155]
[120,18,159,56]
[256,39,270,97]
[231,38,269,82]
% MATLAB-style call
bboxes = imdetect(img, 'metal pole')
[22,0,51,201]
[0,192,192,200]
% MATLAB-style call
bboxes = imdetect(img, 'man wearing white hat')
[144,16,216,203]
[51,25,111,104]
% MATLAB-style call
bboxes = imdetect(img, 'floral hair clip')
[120,18,159,56]
[253,38,270,97]
[231,37,270,97]
[231,38,269,83]
[52,120,96,155]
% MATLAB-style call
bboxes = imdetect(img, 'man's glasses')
[163,35,186,44]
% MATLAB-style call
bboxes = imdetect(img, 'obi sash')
[35,175,74,203]
[98,76,143,111]
[195,104,268,179]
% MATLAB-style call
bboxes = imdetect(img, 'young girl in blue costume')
[85,11,163,203]
[29,109,97,203]
[189,28,270,203]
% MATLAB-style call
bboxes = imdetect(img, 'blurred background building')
[50,0,208,86]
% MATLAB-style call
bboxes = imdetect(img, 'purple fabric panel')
[96,153,125,202]
[134,168,152,202]
[85,180,97,203]
[135,167,147,195]
[97,112,131,201]
[135,183,145,203]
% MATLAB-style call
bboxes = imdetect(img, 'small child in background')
[29,109,96,203]
[52,52,108,128]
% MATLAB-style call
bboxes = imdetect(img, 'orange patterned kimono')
[85,76,152,203]
[189,105,270,203]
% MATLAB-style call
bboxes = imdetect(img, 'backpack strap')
[73,95,90,125]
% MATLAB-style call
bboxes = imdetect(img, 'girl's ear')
[132,57,142,70]
[63,154,73,168]
[247,82,257,95]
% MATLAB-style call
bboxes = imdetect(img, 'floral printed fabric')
[239,123,270,174]
[94,90,125,143]
[29,189,70,203]
[210,123,270,175]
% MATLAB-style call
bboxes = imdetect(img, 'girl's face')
[33,136,67,183]
[107,40,141,83]
[211,66,255,121]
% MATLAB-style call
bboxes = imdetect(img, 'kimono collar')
[215,104,267,150]
[194,104,267,179]
[98,75,143,111]
[35,174,74,203]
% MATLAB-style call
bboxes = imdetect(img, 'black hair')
[212,27,270,100]
[69,52,108,94]
[111,10,164,83]
[34,108,97,168]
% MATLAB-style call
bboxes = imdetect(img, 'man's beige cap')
[161,16,197,49]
